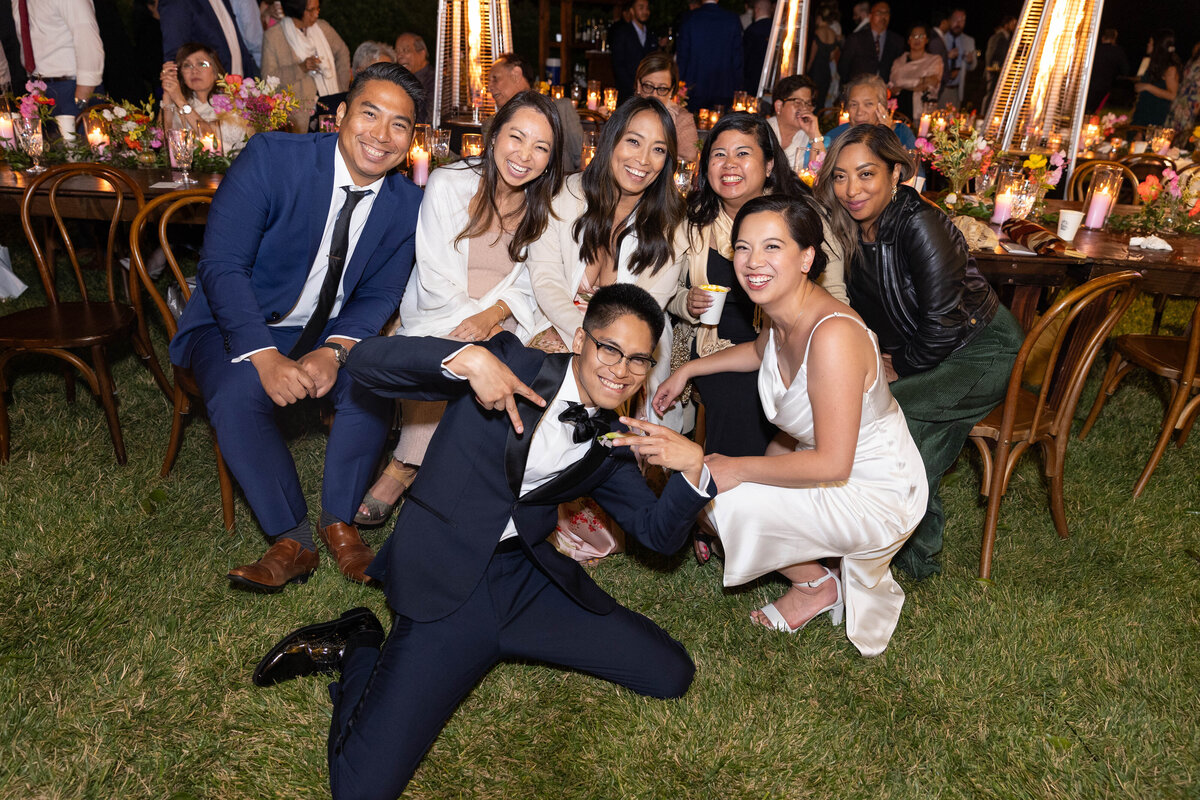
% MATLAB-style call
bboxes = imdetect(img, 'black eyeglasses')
[584,329,657,375]
[782,96,815,110]
[638,81,673,98]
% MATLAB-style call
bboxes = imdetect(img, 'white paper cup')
[1057,209,1085,242]
[697,284,730,325]
[1131,141,1147,154]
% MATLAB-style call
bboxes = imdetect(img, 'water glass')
[14,116,45,174]
[168,127,196,185]
[673,158,696,196]
[461,133,483,158]
[432,128,451,161]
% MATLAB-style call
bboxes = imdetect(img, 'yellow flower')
[1023,154,1047,170]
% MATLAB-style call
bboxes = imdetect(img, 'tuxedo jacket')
[169,132,422,367]
[347,333,717,622]
[159,0,258,77]
[839,27,906,83]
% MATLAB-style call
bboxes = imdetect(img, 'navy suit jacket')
[159,0,258,77]
[347,334,717,623]
[169,132,422,366]
[839,27,906,83]
[676,3,744,110]
[610,21,658,101]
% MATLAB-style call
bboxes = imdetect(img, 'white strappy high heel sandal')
[755,566,845,633]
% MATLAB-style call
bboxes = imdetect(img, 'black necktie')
[559,401,608,444]
[288,186,371,358]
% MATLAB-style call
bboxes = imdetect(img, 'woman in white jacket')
[355,91,565,524]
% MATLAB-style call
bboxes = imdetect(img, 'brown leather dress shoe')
[319,521,375,584]
[228,537,319,593]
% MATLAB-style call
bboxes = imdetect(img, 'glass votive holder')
[461,133,483,158]
[603,87,617,114]
[698,109,710,129]
[732,90,747,112]
[586,79,601,111]
[990,169,1025,224]
[1082,165,1123,230]
[551,85,564,101]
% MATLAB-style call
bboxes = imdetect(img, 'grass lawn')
[0,218,1197,799]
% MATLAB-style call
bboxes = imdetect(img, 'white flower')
[945,192,958,205]
[113,106,128,118]
[102,109,114,121]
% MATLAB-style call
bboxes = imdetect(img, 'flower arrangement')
[914,124,993,204]
[18,80,56,122]
[1109,167,1200,235]
[211,74,298,133]
[1024,150,1065,194]
[1099,112,1128,138]
[81,97,165,167]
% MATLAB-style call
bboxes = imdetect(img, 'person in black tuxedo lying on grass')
[253,283,717,799]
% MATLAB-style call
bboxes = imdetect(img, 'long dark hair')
[456,91,565,263]
[814,123,915,262]
[1144,29,1182,84]
[686,112,809,236]
[572,96,684,276]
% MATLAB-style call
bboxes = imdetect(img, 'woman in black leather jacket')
[814,124,1024,580]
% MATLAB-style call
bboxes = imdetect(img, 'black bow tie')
[558,401,608,444]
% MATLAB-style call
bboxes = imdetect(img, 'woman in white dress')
[653,194,926,656]
[354,91,565,525]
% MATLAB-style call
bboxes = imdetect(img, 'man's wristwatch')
[318,341,348,367]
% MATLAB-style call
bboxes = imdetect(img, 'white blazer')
[397,161,545,342]
[525,173,690,430]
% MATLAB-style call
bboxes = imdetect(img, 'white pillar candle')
[918,114,931,138]
[411,144,430,186]
[991,191,1014,225]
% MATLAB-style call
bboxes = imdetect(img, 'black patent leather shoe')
[252,607,384,687]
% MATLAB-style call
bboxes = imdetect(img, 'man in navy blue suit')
[676,0,744,111]
[159,0,258,77]
[838,2,904,84]
[253,285,717,798]
[169,62,424,592]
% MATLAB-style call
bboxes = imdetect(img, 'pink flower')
[25,79,46,93]
[1050,151,1065,168]
[1046,166,1063,187]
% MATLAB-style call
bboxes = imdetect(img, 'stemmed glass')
[14,116,46,174]
[168,127,197,186]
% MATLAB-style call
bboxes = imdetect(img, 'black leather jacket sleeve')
[892,204,973,375]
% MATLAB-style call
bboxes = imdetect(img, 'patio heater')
[983,0,1106,184]
[432,0,512,128]
[753,0,811,100]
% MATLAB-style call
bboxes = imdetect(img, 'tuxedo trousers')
[326,545,696,799]
[188,324,391,536]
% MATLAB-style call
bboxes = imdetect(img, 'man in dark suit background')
[159,0,258,77]
[838,1,904,84]
[168,63,424,593]
[610,0,659,102]
[676,0,744,111]
[253,284,717,799]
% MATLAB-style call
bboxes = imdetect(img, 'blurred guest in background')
[634,52,698,162]
[838,2,903,84]
[889,24,942,122]
[261,0,350,132]
[741,0,773,97]
[160,0,257,80]
[611,0,659,103]
[677,0,744,111]
[1132,29,1181,126]
[983,15,1016,110]
[394,32,433,124]
[1086,29,1130,113]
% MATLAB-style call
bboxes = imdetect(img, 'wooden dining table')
[0,163,222,221]
[971,201,1200,329]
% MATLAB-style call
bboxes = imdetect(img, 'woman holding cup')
[669,114,845,461]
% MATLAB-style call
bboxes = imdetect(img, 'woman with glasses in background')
[159,43,253,152]
[889,24,943,122]
[767,74,826,173]
[634,53,698,162]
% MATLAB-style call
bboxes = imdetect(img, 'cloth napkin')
[1001,218,1069,255]
[1129,235,1173,251]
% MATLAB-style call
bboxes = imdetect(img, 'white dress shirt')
[234,146,382,361]
[11,0,105,86]
[228,0,262,70]
[442,351,711,542]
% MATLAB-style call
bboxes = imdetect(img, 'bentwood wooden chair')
[128,188,235,530]
[969,270,1142,579]
[1079,297,1200,498]
[1120,152,1176,184]
[0,163,163,465]
[1065,159,1139,204]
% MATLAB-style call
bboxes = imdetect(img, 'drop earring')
[891,183,898,202]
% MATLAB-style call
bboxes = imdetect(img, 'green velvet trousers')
[888,306,1024,580]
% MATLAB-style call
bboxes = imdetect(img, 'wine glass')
[14,116,45,174]
[168,127,196,186]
